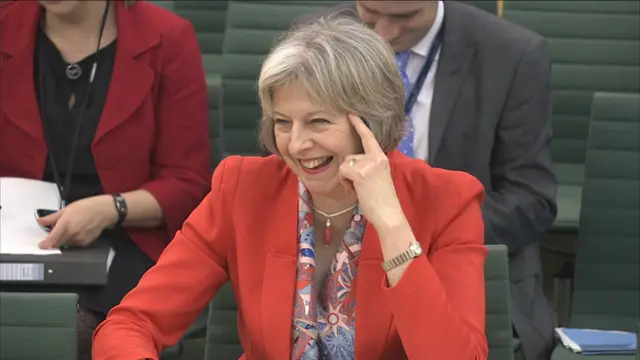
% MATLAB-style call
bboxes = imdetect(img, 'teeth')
[300,157,331,169]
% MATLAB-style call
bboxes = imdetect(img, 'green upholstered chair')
[172,1,228,167]
[0,292,77,360]
[551,92,640,360]
[173,0,228,74]
[461,0,497,15]
[207,73,225,167]
[204,282,242,360]
[221,0,344,156]
[503,1,640,230]
[147,0,173,10]
[485,245,515,360]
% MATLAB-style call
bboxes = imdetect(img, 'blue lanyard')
[404,23,445,115]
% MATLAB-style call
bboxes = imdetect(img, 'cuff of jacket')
[140,178,201,238]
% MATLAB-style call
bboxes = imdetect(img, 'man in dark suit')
[304,1,558,359]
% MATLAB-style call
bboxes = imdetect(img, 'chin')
[297,173,340,197]
[39,0,80,14]
[302,180,335,194]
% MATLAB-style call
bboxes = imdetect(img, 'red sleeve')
[92,157,242,360]
[382,174,489,359]
[140,19,211,238]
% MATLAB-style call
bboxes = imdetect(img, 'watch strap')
[111,193,128,227]
[381,241,423,272]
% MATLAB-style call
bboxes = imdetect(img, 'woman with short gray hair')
[259,16,405,154]
[93,16,488,360]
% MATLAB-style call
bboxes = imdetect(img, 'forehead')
[358,1,429,16]
[271,83,340,118]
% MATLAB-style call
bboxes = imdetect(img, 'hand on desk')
[38,195,118,249]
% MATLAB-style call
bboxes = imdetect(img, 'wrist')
[373,211,410,240]
[97,195,119,228]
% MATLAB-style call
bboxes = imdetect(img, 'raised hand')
[338,114,406,232]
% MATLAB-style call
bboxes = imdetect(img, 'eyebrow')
[273,110,328,119]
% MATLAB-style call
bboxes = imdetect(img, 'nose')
[373,17,402,43]
[288,123,313,154]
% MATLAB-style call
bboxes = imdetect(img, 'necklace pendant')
[66,64,82,80]
[323,217,332,246]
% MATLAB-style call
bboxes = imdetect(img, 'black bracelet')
[111,193,128,227]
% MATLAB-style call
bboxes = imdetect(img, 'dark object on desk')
[0,240,110,286]
[34,208,57,232]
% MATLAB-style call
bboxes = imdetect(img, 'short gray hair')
[257,16,406,154]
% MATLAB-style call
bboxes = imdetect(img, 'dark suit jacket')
[0,1,211,261]
[94,152,488,360]
[305,2,558,359]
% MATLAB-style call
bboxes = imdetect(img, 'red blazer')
[93,152,489,360]
[0,1,211,260]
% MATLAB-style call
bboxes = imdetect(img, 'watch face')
[411,242,423,256]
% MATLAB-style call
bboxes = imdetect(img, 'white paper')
[107,248,115,271]
[0,177,62,255]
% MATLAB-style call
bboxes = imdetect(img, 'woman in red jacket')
[0,1,210,358]
[93,16,488,360]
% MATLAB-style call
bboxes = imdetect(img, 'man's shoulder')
[448,1,545,52]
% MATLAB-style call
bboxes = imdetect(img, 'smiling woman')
[92,16,488,360]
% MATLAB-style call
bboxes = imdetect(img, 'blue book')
[555,327,637,355]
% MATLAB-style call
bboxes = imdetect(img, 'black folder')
[0,240,110,286]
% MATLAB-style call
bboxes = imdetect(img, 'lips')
[299,156,333,170]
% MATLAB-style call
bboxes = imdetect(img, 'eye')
[394,11,418,19]
[274,118,290,126]
[310,118,330,124]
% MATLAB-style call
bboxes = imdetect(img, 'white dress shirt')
[405,0,445,161]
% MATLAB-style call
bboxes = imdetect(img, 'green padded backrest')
[503,1,640,186]
[207,73,225,168]
[0,292,78,360]
[485,245,514,360]
[569,92,640,332]
[147,0,174,10]
[461,0,497,15]
[174,1,229,73]
[204,282,242,360]
[221,0,344,156]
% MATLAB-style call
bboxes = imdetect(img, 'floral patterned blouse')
[291,180,365,360]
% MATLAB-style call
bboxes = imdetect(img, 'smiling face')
[273,83,363,198]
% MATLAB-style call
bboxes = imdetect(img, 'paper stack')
[555,327,637,355]
[0,177,61,255]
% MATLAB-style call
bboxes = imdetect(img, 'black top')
[33,27,154,314]
[35,27,114,203]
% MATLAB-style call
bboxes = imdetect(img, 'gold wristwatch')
[381,241,423,272]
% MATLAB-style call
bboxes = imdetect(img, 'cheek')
[274,132,290,155]
[324,134,361,158]
[345,128,363,153]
